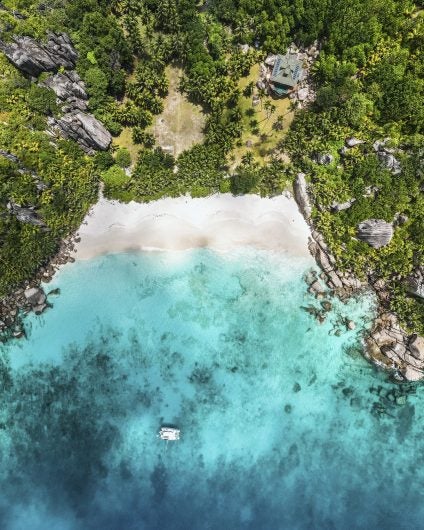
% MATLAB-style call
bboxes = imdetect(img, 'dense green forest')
[0,0,422,334]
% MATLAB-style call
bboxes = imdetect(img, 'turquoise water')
[0,248,423,529]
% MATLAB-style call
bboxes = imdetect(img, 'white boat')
[158,427,180,441]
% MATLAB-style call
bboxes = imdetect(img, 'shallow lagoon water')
[0,248,423,529]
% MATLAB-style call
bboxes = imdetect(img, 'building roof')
[270,53,304,90]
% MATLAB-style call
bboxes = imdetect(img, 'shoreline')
[294,173,424,382]
[2,188,422,383]
[74,193,313,259]
[0,193,313,338]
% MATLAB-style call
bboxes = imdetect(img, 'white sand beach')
[75,193,312,259]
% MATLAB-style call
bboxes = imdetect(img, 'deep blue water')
[0,248,423,529]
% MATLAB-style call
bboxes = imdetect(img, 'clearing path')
[152,66,205,157]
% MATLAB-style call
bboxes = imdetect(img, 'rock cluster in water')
[7,201,47,228]
[366,313,424,382]
[293,172,424,382]
[0,235,77,338]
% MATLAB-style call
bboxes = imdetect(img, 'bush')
[94,151,115,171]
[26,85,57,115]
[101,165,128,187]
[132,128,155,147]
[115,148,131,168]
[230,169,258,194]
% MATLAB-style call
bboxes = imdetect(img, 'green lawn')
[230,64,294,169]
[149,65,206,157]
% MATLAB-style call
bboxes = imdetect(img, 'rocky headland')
[294,171,424,382]
[0,233,77,340]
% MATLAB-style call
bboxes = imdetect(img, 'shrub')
[101,165,128,187]
[115,148,131,168]
[26,85,57,115]
[94,151,115,171]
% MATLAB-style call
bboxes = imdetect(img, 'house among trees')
[268,53,305,97]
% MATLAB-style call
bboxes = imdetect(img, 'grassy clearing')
[150,65,206,157]
[229,64,294,169]
[113,127,141,163]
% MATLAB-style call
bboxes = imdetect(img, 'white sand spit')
[75,194,312,259]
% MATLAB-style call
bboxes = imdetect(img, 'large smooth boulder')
[409,335,424,361]
[406,267,424,299]
[49,111,112,152]
[24,287,46,306]
[7,201,46,227]
[293,172,312,221]
[0,32,77,76]
[330,198,356,212]
[346,138,364,147]
[357,219,393,248]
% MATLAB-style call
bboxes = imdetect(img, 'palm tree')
[243,81,255,97]
[272,115,284,131]
[264,100,276,121]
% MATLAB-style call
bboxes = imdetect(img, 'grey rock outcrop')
[0,150,19,163]
[0,33,77,77]
[378,151,401,175]
[366,313,424,382]
[345,138,364,147]
[357,219,393,248]
[48,111,112,152]
[315,153,334,165]
[41,71,87,103]
[7,201,47,228]
[24,286,46,306]
[307,230,363,295]
[406,267,424,299]
[373,138,401,174]
[330,198,356,212]
[293,172,312,221]
[409,335,424,361]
